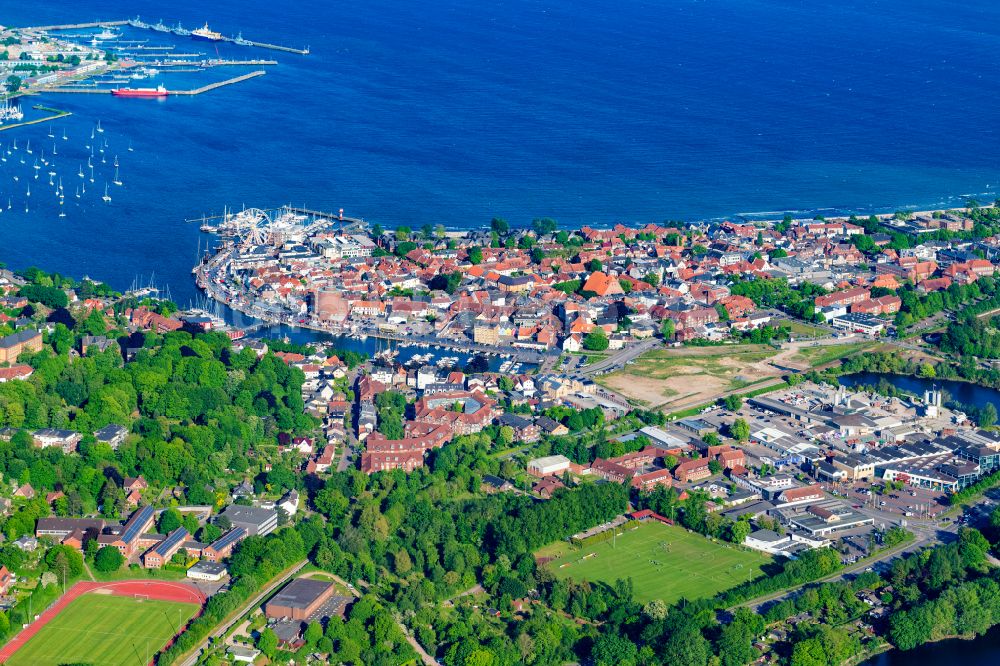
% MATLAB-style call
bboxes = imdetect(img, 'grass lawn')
[790,342,872,367]
[542,521,771,604]
[8,593,199,666]
[784,321,828,338]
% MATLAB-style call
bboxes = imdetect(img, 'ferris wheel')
[235,207,273,246]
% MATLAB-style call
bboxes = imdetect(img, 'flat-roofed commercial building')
[265,578,337,621]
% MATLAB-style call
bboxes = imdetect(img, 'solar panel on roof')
[154,527,189,556]
[210,527,246,552]
[120,505,155,544]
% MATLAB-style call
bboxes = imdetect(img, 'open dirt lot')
[597,345,783,410]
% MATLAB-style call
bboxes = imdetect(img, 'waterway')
[839,373,1000,413]
[862,625,1000,665]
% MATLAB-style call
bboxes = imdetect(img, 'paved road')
[579,338,661,376]
[735,534,935,613]
[178,559,308,666]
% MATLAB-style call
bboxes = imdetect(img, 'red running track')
[0,579,207,663]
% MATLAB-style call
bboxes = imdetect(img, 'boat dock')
[0,105,72,132]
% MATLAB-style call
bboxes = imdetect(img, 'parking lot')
[824,481,947,520]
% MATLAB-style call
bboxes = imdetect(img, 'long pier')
[23,19,308,56]
[241,41,309,55]
[47,70,266,96]
[172,70,266,95]
[26,20,127,30]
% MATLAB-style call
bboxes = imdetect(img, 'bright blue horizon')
[2,0,1000,303]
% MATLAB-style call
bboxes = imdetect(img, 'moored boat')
[112,85,169,98]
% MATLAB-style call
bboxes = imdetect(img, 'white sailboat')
[127,140,133,152]
[52,142,56,156]
[47,125,54,138]
[96,120,104,134]
[25,140,31,155]
[113,166,122,186]
[78,164,84,178]
[6,197,10,209]
[102,183,111,203]
[81,181,86,194]
[25,183,30,197]
[75,187,80,199]
[113,155,119,168]
[89,165,94,183]
[62,127,68,141]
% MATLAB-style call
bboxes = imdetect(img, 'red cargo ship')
[112,85,169,98]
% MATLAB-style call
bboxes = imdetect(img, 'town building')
[220,505,278,537]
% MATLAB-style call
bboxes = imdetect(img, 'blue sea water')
[2,0,1000,304]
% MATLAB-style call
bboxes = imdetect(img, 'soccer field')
[544,521,772,604]
[7,593,200,666]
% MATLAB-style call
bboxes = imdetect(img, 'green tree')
[532,217,558,235]
[499,425,514,446]
[45,545,83,580]
[662,625,710,666]
[93,545,124,573]
[729,519,752,545]
[982,403,998,428]
[468,246,484,265]
[661,318,675,340]
[583,328,609,351]
[591,633,638,666]
[730,418,750,442]
[158,508,182,534]
[304,621,323,646]
[257,627,279,658]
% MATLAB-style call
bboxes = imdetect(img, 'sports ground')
[542,521,772,604]
[0,580,205,666]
